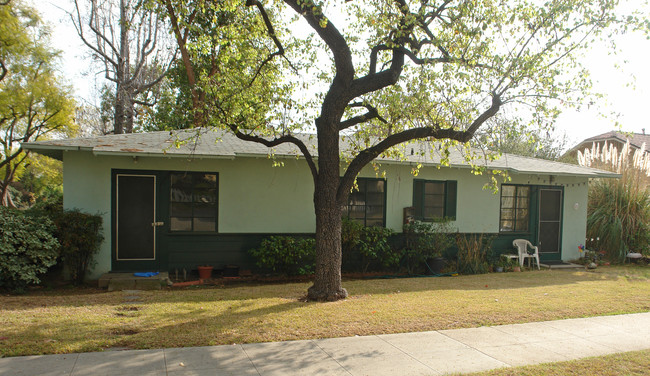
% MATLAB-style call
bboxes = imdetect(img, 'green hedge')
[402,220,455,274]
[341,218,397,272]
[0,207,59,291]
[249,236,315,276]
[53,210,104,285]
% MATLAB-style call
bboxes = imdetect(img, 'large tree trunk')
[308,185,348,301]
[307,119,348,301]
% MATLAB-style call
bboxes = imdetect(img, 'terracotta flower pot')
[197,266,213,280]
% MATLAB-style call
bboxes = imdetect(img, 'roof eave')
[509,170,620,178]
[91,150,236,160]
[21,143,93,161]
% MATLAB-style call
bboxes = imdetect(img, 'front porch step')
[98,272,171,291]
[539,261,583,269]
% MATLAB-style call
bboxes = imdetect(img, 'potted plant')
[585,250,598,269]
[499,257,517,272]
[495,258,509,272]
[197,265,213,279]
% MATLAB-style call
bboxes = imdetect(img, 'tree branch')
[0,59,6,82]
[227,124,319,184]
[0,147,22,170]
[246,0,296,85]
[161,0,200,112]
[339,102,387,131]
[401,46,452,65]
[351,47,405,99]
[133,98,156,107]
[283,0,354,85]
[368,44,391,74]
[211,95,318,182]
[360,0,485,99]
[464,93,503,136]
[337,93,502,203]
[71,0,119,68]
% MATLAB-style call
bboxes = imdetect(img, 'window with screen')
[343,178,385,227]
[413,180,457,221]
[170,172,218,232]
[499,185,530,232]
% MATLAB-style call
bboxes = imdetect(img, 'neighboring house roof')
[568,131,650,154]
[23,128,619,178]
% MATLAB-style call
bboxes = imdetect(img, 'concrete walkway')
[2,312,649,376]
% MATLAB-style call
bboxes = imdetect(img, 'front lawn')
[464,349,650,376]
[1,265,648,357]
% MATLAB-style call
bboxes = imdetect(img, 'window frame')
[343,177,387,227]
[169,171,219,233]
[412,179,457,222]
[499,184,531,233]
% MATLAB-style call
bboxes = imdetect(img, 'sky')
[38,0,650,150]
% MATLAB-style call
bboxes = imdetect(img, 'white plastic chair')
[512,239,540,270]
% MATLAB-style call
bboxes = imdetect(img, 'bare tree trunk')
[114,84,135,134]
[112,0,132,134]
[307,119,348,301]
[113,91,124,134]
[72,0,174,134]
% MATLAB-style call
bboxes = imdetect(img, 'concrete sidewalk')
[2,312,649,376]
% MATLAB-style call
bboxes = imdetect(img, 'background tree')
[171,0,640,300]
[154,0,291,130]
[135,63,193,131]
[1,0,28,83]
[71,0,176,134]
[474,115,570,160]
[75,85,117,136]
[0,0,76,207]
[14,153,63,207]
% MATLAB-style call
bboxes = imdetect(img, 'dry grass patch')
[463,349,650,376]
[1,265,649,357]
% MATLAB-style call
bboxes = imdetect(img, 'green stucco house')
[23,129,617,278]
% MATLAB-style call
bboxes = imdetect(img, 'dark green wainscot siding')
[161,233,316,274]
[389,232,536,263]
[160,231,549,275]
[162,233,260,273]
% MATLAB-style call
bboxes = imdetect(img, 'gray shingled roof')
[23,128,618,178]
[581,131,650,150]
[567,131,650,156]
